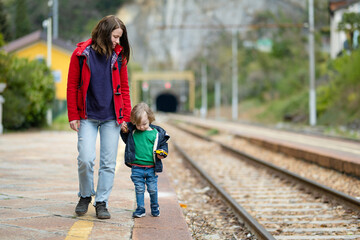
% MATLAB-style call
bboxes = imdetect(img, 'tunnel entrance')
[156,93,178,112]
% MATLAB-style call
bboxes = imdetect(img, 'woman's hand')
[121,122,128,133]
[70,120,80,132]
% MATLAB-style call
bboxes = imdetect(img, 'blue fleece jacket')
[120,123,170,172]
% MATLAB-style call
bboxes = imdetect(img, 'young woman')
[67,15,131,219]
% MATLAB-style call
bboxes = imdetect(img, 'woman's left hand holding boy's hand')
[121,122,128,133]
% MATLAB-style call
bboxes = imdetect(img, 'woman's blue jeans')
[77,119,120,206]
[131,166,159,210]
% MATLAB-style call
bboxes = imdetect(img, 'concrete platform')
[0,131,191,240]
[132,171,192,240]
[171,114,360,178]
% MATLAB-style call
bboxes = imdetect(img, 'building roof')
[329,0,360,13]
[2,30,75,53]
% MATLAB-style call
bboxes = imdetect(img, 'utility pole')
[46,18,52,68]
[215,80,221,119]
[201,62,207,118]
[232,29,238,121]
[45,0,53,68]
[308,0,316,126]
[44,0,53,126]
[53,0,58,39]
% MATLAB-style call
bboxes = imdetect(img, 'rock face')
[118,0,306,70]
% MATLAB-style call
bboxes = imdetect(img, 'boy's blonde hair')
[130,102,155,125]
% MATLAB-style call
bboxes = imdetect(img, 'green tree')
[338,12,360,50]
[1,52,55,130]
[59,0,133,43]
[0,0,11,41]
[3,0,134,43]
[15,0,31,38]
[0,33,4,47]
[95,0,132,15]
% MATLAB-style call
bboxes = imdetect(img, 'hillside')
[118,0,307,70]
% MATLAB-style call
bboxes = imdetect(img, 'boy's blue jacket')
[120,123,170,172]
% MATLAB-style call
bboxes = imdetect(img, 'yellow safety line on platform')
[65,144,124,239]
[65,220,94,240]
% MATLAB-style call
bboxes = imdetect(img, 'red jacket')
[67,38,131,124]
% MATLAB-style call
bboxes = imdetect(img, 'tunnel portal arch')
[131,71,195,112]
[156,92,178,112]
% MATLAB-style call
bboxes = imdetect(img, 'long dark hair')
[91,15,130,63]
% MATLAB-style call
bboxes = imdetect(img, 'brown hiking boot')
[75,196,92,216]
[95,202,111,219]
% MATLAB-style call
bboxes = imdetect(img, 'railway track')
[167,122,360,239]
[168,114,360,179]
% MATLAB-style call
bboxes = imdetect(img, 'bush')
[1,52,55,130]
[315,49,360,126]
[256,90,308,124]
[50,111,71,131]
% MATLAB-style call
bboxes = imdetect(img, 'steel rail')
[173,142,276,240]
[172,123,360,212]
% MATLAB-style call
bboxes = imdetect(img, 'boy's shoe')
[151,207,160,217]
[75,196,92,216]
[95,202,111,219]
[132,207,146,218]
